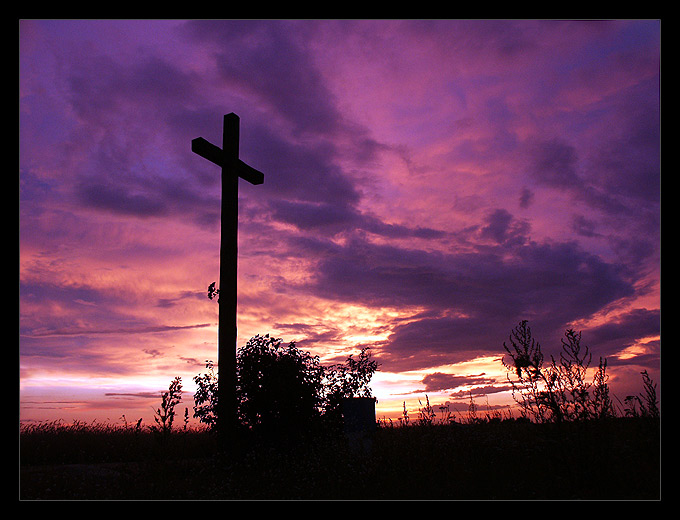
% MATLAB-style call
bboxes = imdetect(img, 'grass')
[19,416,660,500]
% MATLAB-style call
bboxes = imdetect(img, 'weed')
[152,376,182,435]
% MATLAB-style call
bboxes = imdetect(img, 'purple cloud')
[19,20,660,423]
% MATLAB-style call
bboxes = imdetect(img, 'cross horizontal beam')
[192,137,264,185]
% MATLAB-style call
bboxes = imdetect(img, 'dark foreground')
[20,418,660,500]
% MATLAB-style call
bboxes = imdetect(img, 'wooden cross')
[192,113,264,445]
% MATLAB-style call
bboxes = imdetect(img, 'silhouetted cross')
[192,113,264,445]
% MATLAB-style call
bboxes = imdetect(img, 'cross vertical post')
[219,113,239,448]
[192,113,264,450]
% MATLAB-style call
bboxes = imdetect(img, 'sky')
[19,19,661,426]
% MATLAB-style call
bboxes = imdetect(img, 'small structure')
[341,397,376,450]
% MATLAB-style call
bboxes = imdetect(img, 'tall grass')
[20,413,660,500]
[20,418,217,466]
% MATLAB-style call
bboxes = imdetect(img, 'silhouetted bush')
[192,334,378,439]
[236,334,325,437]
[623,369,660,418]
[502,320,631,423]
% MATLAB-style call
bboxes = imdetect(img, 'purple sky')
[19,20,660,424]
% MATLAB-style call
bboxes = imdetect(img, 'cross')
[192,113,264,446]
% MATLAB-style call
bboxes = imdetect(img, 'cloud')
[270,199,447,240]
[24,323,212,338]
[571,214,601,238]
[530,138,580,189]
[274,208,636,371]
[448,384,514,400]
[75,181,168,217]
[66,53,199,123]
[19,20,660,423]
[299,230,632,317]
[480,208,530,246]
[519,187,534,209]
[104,391,161,399]
[582,308,660,358]
[181,20,343,137]
[421,372,498,393]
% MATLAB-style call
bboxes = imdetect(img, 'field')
[19,417,660,500]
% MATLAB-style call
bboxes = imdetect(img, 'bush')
[236,334,325,435]
[192,334,378,436]
[502,320,640,423]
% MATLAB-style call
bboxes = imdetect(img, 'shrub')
[502,320,620,423]
[236,334,325,435]
[193,335,378,434]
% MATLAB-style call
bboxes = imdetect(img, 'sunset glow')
[20,19,660,427]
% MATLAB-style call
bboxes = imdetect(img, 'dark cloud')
[588,78,660,205]
[104,391,160,399]
[75,181,167,217]
[377,315,511,372]
[421,372,498,393]
[582,308,660,358]
[58,19,393,244]
[572,214,601,238]
[25,323,212,338]
[519,187,534,209]
[270,199,357,233]
[527,77,659,231]
[480,208,530,246]
[181,20,342,137]
[448,384,514,400]
[531,138,580,188]
[67,54,199,123]
[284,213,635,371]
[238,118,362,210]
[61,50,228,225]
[270,198,447,239]
[300,230,632,319]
